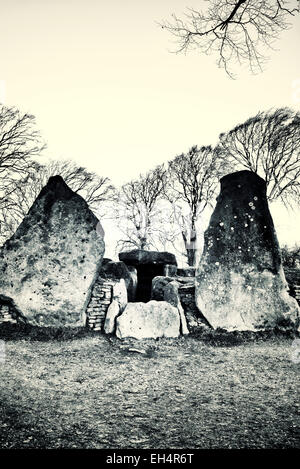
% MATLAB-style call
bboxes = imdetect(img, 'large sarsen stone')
[0,176,105,325]
[116,300,181,339]
[195,170,299,331]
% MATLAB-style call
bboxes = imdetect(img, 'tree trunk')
[186,248,196,267]
[140,237,147,250]
[182,227,197,267]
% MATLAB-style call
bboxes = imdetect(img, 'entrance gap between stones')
[135,264,164,302]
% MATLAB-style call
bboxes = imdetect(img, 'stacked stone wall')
[86,279,113,331]
[0,305,16,324]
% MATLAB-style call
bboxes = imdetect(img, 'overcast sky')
[1,0,299,250]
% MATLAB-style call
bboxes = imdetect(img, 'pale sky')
[0,0,299,251]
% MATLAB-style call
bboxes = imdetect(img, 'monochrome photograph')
[0,0,299,457]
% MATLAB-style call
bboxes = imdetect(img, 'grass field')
[0,324,299,449]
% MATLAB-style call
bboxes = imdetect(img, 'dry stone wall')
[85,269,128,332]
[86,279,113,331]
[0,295,27,325]
[284,268,300,304]
[0,305,16,324]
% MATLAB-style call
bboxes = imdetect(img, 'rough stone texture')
[284,268,300,305]
[115,300,181,340]
[0,176,105,326]
[163,264,177,277]
[151,276,194,301]
[86,274,128,332]
[0,294,27,324]
[86,277,127,332]
[112,279,128,312]
[104,299,120,334]
[119,249,177,266]
[86,279,113,331]
[196,170,300,331]
[177,267,196,277]
[163,281,181,308]
[151,276,174,301]
[127,265,138,302]
[119,250,177,303]
[100,260,132,289]
[163,281,189,335]
[151,275,207,329]
[85,261,129,332]
[178,284,208,330]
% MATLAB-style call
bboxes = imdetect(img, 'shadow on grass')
[0,319,298,346]
[0,397,56,449]
[0,322,98,342]
[190,323,299,346]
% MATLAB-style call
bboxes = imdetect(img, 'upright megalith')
[0,176,105,326]
[196,170,299,331]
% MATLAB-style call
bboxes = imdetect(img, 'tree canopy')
[0,159,115,244]
[218,107,300,205]
[165,145,229,265]
[115,165,167,251]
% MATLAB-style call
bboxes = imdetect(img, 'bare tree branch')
[0,159,115,244]
[165,145,232,266]
[0,104,45,195]
[160,0,299,77]
[0,104,45,242]
[114,165,168,251]
[218,107,300,206]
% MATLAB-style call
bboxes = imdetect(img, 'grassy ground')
[0,324,299,449]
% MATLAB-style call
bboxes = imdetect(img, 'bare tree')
[161,0,299,77]
[0,159,115,244]
[115,165,167,252]
[0,104,45,242]
[0,104,44,182]
[218,107,300,205]
[166,145,229,266]
[35,160,115,215]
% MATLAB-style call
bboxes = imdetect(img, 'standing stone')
[151,276,173,301]
[0,176,105,326]
[112,279,128,312]
[163,281,189,335]
[196,170,299,331]
[116,300,181,340]
[104,300,120,334]
[151,275,195,301]
[127,265,138,302]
